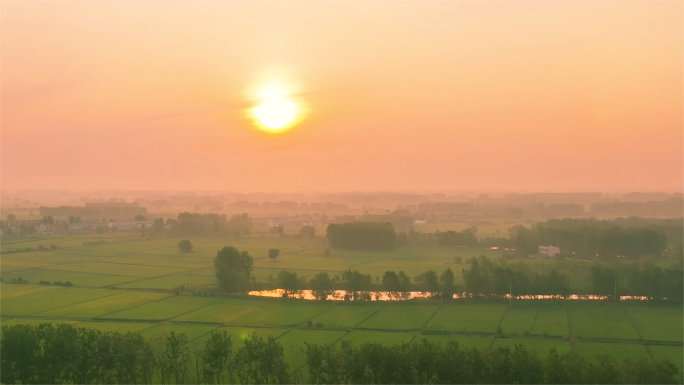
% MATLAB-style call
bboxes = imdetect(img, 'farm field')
[568,304,640,340]
[102,295,220,320]
[627,306,684,342]
[230,302,332,326]
[173,299,266,323]
[499,305,569,337]
[357,305,439,330]
[310,304,383,328]
[339,331,415,346]
[426,304,507,332]
[1,234,682,368]
[34,291,172,318]
[650,346,684,368]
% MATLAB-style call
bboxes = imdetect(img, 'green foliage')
[268,248,280,261]
[67,215,81,224]
[310,272,333,300]
[382,270,411,298]
[510,219,670,258]
[436,228,479,247]
[277,270,300,297]
[134,214,147,221]
[214,246,254,293]
[178,239,194,252]
[19,223,36,236]
[299,225,316,239]
[326,222,397,250]
[167,212,252,236]
[341,270,372,300]
[440,268,456,296]
[414,270,441,293]
[6,213,17,221]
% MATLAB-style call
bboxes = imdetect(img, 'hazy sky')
[2,1,682,193]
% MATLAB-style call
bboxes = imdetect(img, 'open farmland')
[426,304,507,332]
[357,304,439,330]
[0,235,682,369]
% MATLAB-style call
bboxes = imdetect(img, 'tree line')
[212,245,682,301]
[166,212,252,237]
[326,222,397,250]
[1,323,680,384]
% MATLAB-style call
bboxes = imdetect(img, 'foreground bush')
[1,323,680,384]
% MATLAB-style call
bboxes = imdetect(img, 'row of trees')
[2,324,680,384]
[166,213,252,237]
[0,324,287,385]
[510,224,667,258]
[393,218,680,259]
[326,222,397,250]
[266,268,457,300]
[459,256,683,301]
[211,244,681,300]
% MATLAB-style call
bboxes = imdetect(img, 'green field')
[569,304,640,340]
[426,304,507,332]
[340,331,414,345]
[230,302,332,326]
[1,234,682,368]
[310,305,383,328]
[627,306,684,342]
[102,295,220,320]
[499,305,569,337]
[357,305,439,330]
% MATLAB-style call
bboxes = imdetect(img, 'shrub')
[178,239,194,252]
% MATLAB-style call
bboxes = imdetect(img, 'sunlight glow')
[251,85,300,133]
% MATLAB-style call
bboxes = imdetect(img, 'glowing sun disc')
[252,87,299,132]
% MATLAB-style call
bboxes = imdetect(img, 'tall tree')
[214,246,254,293]
[201,330,233,384]
[178,240,193,252]
[310,272,334,300]
[415,270,441,294]
[277,270,300,297]
[299,225,316,239]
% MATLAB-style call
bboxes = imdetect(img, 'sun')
[251,85,300,133]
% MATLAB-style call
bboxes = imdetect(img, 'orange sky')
[1,1,682,193]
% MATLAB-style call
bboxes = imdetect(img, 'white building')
[538,245,560,257]
[68,222,89,230]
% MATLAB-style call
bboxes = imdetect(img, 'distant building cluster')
[108,220,155,230]
[537,245,560,257]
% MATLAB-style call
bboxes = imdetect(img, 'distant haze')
[1,1,682,192]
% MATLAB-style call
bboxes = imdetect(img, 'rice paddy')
[1,235,681,367]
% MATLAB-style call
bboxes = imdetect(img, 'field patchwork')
[426,304,507,333]
[357,305,439,330]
